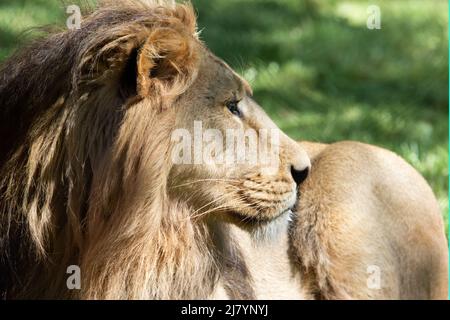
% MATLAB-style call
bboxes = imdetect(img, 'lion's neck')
[208,216,311,300]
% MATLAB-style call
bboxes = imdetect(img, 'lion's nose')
[284,138,311,186]
[291,165,309,186]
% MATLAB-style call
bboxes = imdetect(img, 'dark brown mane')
[0,1,195,165]
[0,32,71,165]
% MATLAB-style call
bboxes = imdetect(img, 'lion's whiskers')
[169,178,239,189]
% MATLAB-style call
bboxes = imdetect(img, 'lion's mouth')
[227,207,294,242]
[274,206,295,221]
[231,205,295,225]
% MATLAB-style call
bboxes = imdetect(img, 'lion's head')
[0,0,310,299]
[168,43,311,225]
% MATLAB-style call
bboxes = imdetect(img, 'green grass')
[0,0,64,60]
[0,0,448,231]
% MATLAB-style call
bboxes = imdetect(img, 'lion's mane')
[0,0,218,299]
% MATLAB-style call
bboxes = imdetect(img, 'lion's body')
[294,141,448,299]
[0,0,447,300]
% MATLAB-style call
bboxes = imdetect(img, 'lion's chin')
[229,208,293,243]
[230,206,294,226]
[229,191,298,225]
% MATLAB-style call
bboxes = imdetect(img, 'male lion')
[0,0,447,300]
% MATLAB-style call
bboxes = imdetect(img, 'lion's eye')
[226,100,242,117]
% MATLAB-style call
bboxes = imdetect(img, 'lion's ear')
[80,27,198,102]
[135,28,199,99]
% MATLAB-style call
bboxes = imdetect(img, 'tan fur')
[292,141,448,299]
[0,0,216,299]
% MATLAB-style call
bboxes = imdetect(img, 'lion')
[0,0,447,300]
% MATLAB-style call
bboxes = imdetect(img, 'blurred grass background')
[0,0,448,231]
